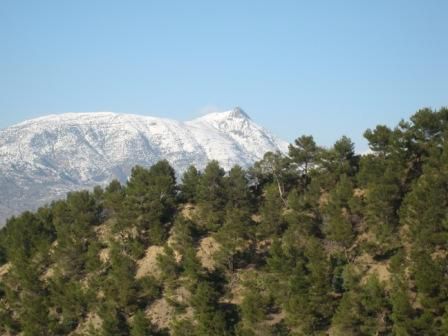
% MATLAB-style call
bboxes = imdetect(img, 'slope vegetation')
[1,107,448,335]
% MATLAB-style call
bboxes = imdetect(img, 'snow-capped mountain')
[0,107,288,226]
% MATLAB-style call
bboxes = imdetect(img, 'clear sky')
[1,1,447,151]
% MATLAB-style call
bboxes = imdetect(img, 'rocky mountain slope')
[0,107,288,225]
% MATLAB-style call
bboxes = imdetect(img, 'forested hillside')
[1,107,448,335]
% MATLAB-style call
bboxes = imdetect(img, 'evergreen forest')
[2,107,448,335]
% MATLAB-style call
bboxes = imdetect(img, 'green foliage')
[171,216,197,254]
[85,239,103,272]
[48,276,89,333]
[190,281,232,335]
[5,259,51,336]
[53,191,101,277]
[104,244,139,311]
[400,146,448,248]
[390,280,415,335]
[251,151,295,204]
[259,183,286,237]
[225,165,253,210]
[181,246,203,282]
[103,179,125,214]
[157,246,181,283]
[1,210,55,264]
[288,135,320,178]
[196,160,227,230]
[123,161,177,244]
[322,175,354,247]
[138,275,162,304]
[332,276,390,335]
[20,293,50,336]
[364,124,394,155]
[239,287,270,326]
[284,181,321,236]
[130,310,154,336]
[285,238,335,334]
[359,156,403,245]
[267,239,296,274]
[99,303,129,336]
[321,136,358,180]
[180,165,201,203]
[2,108,448,335]
[215,207,254,274]
[171,318,196,336]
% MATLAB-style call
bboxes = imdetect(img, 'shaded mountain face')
[0,108,288,226]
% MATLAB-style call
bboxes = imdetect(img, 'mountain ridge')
[0,108,288,225]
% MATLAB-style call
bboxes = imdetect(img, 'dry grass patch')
[357,253,391,284]
[181,203,196,220]
[197,236,221,271]
[146,297,176,331]
[136,245,165,279]
[0,262,11,279]
[99,247,110,263]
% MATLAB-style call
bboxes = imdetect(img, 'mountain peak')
[229,107,250,119]
[196,107,251,123]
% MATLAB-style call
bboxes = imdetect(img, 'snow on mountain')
[0,108,288,226]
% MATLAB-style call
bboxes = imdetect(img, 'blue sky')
[1,1,447,151]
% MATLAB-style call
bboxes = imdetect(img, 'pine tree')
[332,275,390,335]
[251,151,293,205]
[48,275,88,333]
[288,135,320,185]
[52,191,101,278]
[215,207,254,274]
[363,166,401,245]
[400,147,448,248]
[196,160,226,230]
[225,165,252,211]
[284,179,322,237]
[180,165,201,203]
[364,125,393,156]
[259,183,285,237]
[390,280,415,336]
[104,179,125,214]
[171,318,196,336]
[130,310,153,336]
[239,287,269,326]
[156,246,181,283]
[318,136,358,185]
[323,175,354,247]
[99,303,129,336]
[104,244,139,311]
[7,260,50,336]
[190,281,231,336]
[124,161,177,244]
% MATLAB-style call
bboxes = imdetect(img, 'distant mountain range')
[0,107,288,226]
